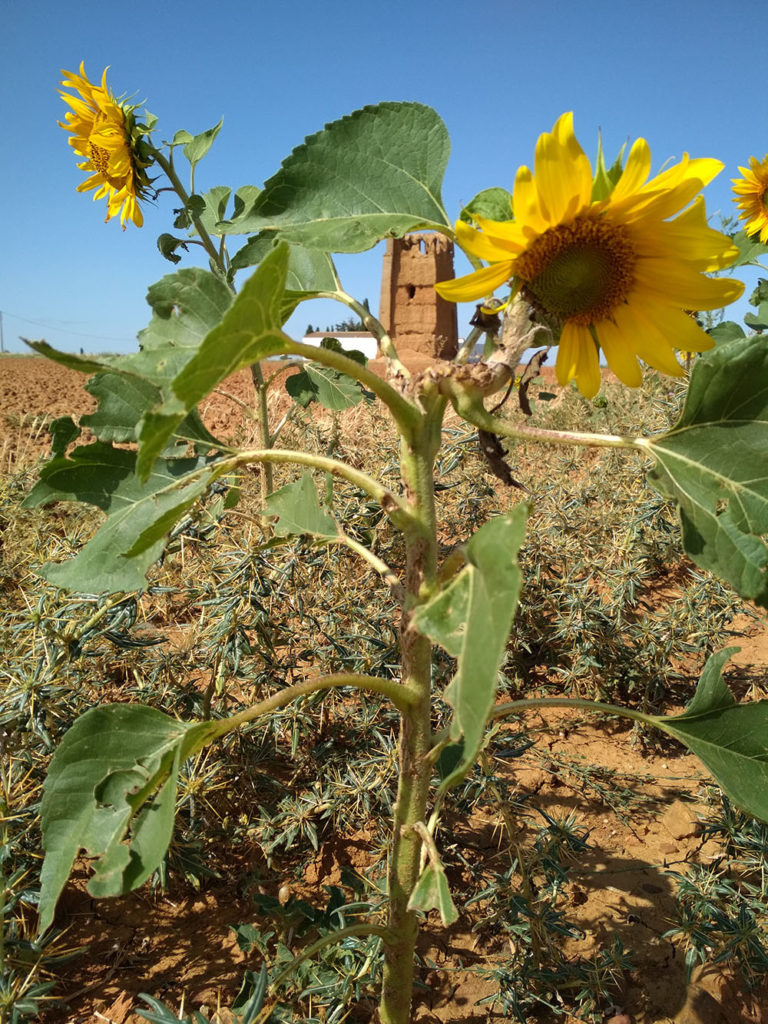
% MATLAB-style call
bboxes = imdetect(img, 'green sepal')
[591,133,626,202]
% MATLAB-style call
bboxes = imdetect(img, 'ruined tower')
[378,233,458,359]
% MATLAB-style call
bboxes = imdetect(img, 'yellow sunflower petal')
[633,260,744,310]
[435,262,514,302]
[59,63,151,230]
[649,199,739,271]
[455,218,521,262]
[557,322,601,398]
[513,166,549,236]
[534,113,591,224]
[645,304,715,355]
[609,138,651,203]
[595,316,643,387]
[610,304,685,377]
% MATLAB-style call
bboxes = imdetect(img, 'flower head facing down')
[732,156,768,244]
[436,114,743,397]
[59,63,153,229]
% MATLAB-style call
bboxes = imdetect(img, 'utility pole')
[0,311,5,354]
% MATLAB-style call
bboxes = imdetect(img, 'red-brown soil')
[2,355,767,1024]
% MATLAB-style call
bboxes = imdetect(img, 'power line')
[0,309,135,343]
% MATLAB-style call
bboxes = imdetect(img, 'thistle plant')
[20,67,768,1022]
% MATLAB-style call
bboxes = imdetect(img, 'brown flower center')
[514,214,636,325]
[88,141,111,176]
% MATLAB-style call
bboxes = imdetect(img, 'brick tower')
[378,233,458,359]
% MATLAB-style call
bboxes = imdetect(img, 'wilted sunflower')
[732,155,768,244]
[436,113,743,397]
[59,63,153,229]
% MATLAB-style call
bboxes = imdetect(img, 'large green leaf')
[647,336,768,607]
[137,243,292,479]
[708,321,746,346]
[130,268,236,384]
[412,507,527,767]
[264,473,338,538]
[230,235,338,321]
[230,232,338,290]
[729,229,768,269]
[27,268,234,449]
[80,373,218,451]
[23,444,222,592]
[38,704,212,933]
[285,363,372,411]
[221,102,452,252]
[652,649,768,822]
[459,187,514,224]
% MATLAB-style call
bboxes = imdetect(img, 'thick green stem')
[151,149,222,267]
[248,363,274,499]
[378,411,442,1024]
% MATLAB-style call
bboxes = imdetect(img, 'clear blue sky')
[1,0,764,356]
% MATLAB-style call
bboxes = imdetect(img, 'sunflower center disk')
[516,215,636,325]
[88,141,111,176]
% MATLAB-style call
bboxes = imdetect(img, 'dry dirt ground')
[2,355,768,1024]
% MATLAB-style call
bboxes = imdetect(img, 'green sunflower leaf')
[652,649,768,822]
[26,267,234,447]
[412,507,527,775]
[264,473,338,538]
[229,235,338,321]
[647,335,768,607]
[728,229,768,269]
[285,363,372,412]
[80,373,218,452]
[459,187,514,224]
[407,862,459,926]
[180,118,223,167]
[137,243,292,479]
[23,443,223,592]
[190,185,233,235]
[38,704,213,934]
[708,321,746,345]
[220,102,452,251]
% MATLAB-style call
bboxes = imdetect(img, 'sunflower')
[436,113,743,397]
[732,156,768,244]
[59,63,152,229]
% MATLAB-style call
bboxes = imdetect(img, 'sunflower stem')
[151,149,221,267]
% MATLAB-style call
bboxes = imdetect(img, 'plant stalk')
[378,412,441,1024]
[248,362,274,499]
